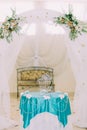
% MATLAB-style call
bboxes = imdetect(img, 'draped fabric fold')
[0,35,25,129]
[65,35,87,127]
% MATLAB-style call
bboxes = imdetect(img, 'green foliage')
[54,11,87,40]
[0,9,24,43]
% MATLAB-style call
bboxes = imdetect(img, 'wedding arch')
[0,8,87,128]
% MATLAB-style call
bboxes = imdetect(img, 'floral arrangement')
[0,9,24,43]
[54,10,87,40]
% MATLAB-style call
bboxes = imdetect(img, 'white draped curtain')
[0,34,26,129]
[65,34,87,127]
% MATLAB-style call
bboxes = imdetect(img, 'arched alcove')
[8,9,75,95]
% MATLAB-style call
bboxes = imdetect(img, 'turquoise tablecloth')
[19,91,71,129]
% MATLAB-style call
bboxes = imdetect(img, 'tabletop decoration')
[43,95,50,99]
[54,8,87,40]
[38,73,52,92]
[0,9,24,43]
[26,94,32,99]
[59,94,65,99]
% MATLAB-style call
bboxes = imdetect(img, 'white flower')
[59,94,65,99]
[43,95,50,100]
[26,94,32,99]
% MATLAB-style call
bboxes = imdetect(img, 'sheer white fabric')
[0,36,25,129]
[4,34,26,79]
[0,42,12,129]
[65,35,87,128]
[0,115,16,130]
[0,42,10,116]
[20,112,73,130]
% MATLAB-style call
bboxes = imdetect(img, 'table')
[19,91,71,129]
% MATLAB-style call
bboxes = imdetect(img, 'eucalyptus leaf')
[0,9,25,43]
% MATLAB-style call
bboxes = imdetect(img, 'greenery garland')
[0,9,24,43]
[0,8,87,42]
[54,10,87,40]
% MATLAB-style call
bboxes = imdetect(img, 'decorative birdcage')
[37,73,52,92]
